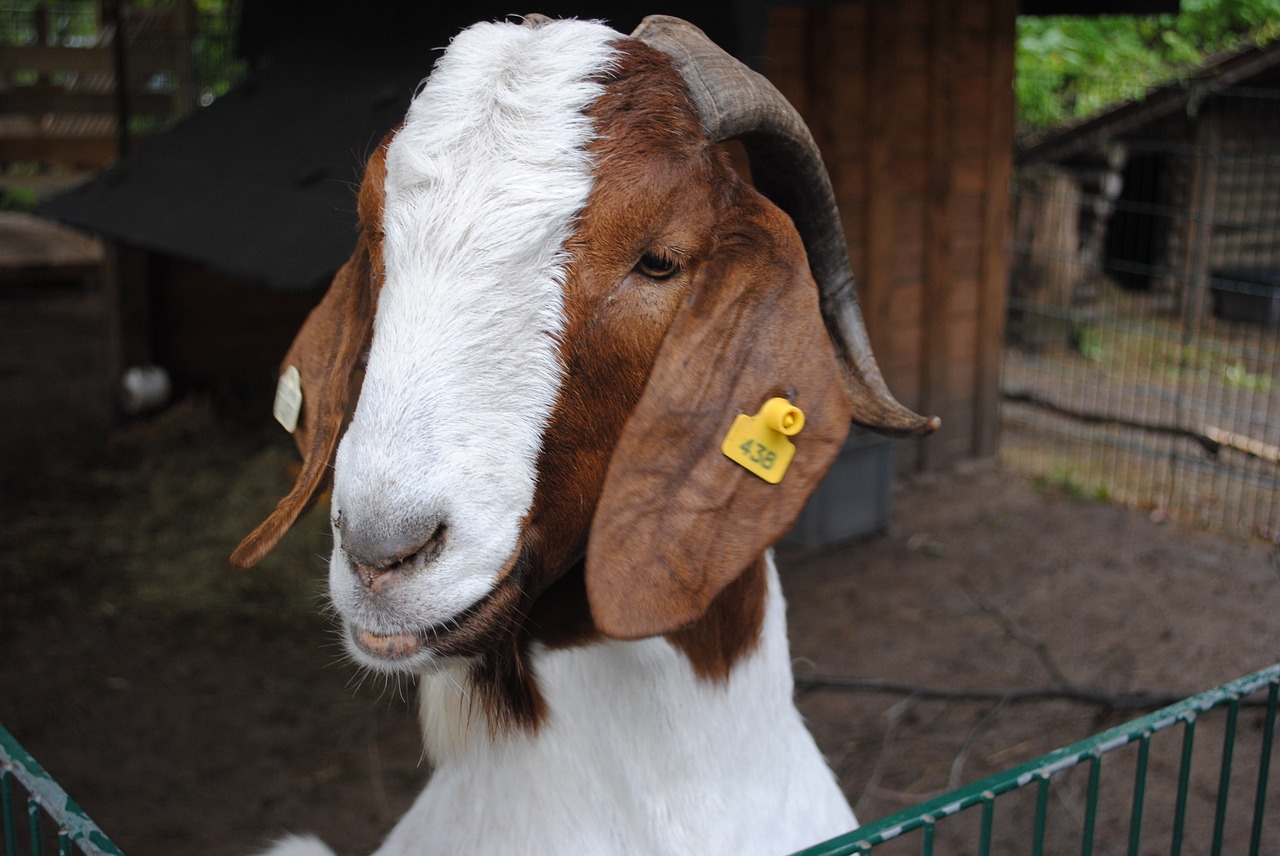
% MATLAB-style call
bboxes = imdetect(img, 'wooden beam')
[862,3,898,368]
[918,0,957,471]
[0,89,172,117]
[973,0,1017,459]
[0,136,117,167]
[1178,110,1221,330]
[4,45,115,75]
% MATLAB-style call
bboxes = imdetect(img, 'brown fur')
[584,187,853,641]
[667,554,767,681]
[233,41,850,729]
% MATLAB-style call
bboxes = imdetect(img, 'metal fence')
[0,724,122,856]
[4,664,1275,855]
[795,663,1279,856]
[1003,80,1280,541]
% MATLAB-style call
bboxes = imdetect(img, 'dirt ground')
[1,398,1277,856]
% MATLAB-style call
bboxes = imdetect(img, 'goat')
[233,15,937,856]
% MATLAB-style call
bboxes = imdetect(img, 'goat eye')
[635,249,680,280]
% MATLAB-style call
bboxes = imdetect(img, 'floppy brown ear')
[585,194,853,639]
[230,240,375,568]
[231,134,393,569]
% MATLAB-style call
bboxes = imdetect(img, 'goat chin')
[257,835,337,856]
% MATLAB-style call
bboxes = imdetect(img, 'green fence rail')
[0,725,123,856]
[2,665,1277,855]
[794,663,1279,856]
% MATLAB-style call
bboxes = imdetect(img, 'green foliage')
[1221,360,1273,390]
[1034,463,1113,502]
[0,187,40,211]
[1073,324,1106,362]
[1017,0,1280,133]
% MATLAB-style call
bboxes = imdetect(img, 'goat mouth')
[346,565,524,667]
[348,606,484,664]
[352,627,426,660]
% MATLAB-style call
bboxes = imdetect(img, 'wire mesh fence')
[1004,77,1280,541]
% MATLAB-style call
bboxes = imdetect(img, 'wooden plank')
[764,9,807,116]
[862,2,899,371]
[0,136,116,166]
[958,2,992,27]
[952,151,990,192]
[973,0,1017,459]
[0,212,103,282]
[0,89,172,117]
[893,196,925,284]
[919,0,958,471]
[4,45,115,75]
[948,276,981,318]
[951,242,983,281]
[947,317,979,361]
[889,282,923,326]
[895,25,931,72]
[801,5,841,183]
[898,0,932,27]
[829,5,870,73]
[954,26,993,69]
[831,72,869,121]
[891,71,930,118]
[4,45,189,79]
[1178,111,1221,326]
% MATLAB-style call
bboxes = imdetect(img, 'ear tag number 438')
[721,397,805,484]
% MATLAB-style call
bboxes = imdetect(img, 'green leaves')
[1017,0,1280,134]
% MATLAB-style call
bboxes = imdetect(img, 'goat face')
[234,17,932,725]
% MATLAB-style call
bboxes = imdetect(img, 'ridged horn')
[631,15,938,438]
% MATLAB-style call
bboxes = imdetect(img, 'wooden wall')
[764,0,1016,471]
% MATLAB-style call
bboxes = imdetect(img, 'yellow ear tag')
[273,365,303,434]
[721,397,806,484]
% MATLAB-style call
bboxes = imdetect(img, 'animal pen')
[2,664,1277,855]
[1004,61,1280,541]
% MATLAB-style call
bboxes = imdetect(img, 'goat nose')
[339,520,447,591]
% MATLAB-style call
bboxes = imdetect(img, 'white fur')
[383,557,855,856]
[257,835,336,856]
[268,18,859,856]
[257,559,854,856]
[328,20,618,671]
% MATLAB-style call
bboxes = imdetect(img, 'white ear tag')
[273,365,303,434]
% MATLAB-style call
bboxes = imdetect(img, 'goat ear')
[585,195,853,639]
[230,240,375,568]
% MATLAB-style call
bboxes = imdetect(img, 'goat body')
[241,15,933,856]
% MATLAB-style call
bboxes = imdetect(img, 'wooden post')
[1179,107,1220,330]
[102,242,151,414]
[862,3,897,368]
[918,0,957,471]
[104,0,131,158]
[973,0,1016,460]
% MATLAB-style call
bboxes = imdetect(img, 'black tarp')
[39,2,742,291]
[43,45,420,290]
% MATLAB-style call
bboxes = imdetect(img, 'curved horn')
[631,16,938,438]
